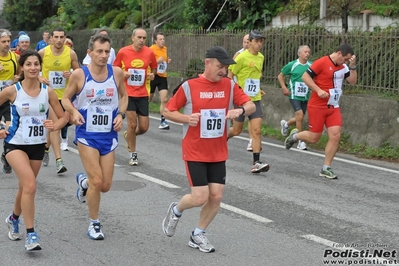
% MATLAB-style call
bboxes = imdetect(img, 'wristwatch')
[237,106,245,115]
[117,112,125,119]
[349,65,357,70]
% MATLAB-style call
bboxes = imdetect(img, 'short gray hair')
[0,29,12,38]
[298,45,310,53]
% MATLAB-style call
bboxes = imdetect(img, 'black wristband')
[237,106,245,115]
[349,66,357,70]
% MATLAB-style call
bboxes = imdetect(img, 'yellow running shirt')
[41,45,71,99]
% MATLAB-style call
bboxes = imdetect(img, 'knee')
[208,192,223,205]
[251,126,261,136]
[101,182,112,193]
[128,121,137,131]
[89,177,103,191]
[192,193,209,207]
[23,181,37,195]
[329,131,341,141]
[295,112,304,120]
[230,127,242,137]
[161,96,169,104]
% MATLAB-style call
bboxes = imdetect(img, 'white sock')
[81,178,88,189]
[193,227,205,236]
[284,122,288,128]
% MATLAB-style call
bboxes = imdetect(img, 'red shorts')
[308,106,342,133]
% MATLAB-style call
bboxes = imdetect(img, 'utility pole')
[320,0,326,27]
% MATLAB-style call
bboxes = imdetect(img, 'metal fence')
[22,28,399,94]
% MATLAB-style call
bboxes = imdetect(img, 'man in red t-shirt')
[114,28,157,166]
[161,46,255,253]
[284,44,357,179]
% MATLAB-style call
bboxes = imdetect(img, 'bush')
[185,58,203,78]
[111,11,131,29]
[103,10,120,27]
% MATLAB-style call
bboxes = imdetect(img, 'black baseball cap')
[205,46,236,65]
[248,30,265,40]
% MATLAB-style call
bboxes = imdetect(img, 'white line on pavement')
[129,171,274,224]
[129,172,180,188]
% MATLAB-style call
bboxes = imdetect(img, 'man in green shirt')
[277,45,312,150]
[228,30,269,174]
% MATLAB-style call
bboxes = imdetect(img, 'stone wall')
[155,77,399,148]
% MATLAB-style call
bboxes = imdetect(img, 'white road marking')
[129,172,180,188]
[129,171,274,224]
[302,234,398,265]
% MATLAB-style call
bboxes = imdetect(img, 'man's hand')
[188,113,201,126]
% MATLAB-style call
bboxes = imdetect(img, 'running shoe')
[159,120,170,130]
[319,167,338,179]
[162,202,180,237]
[251,161,270,173]
[76,172,88,203]
[25,232,42,251]
[188,232,215,253]
[5,214,22,241]
[87,222,104,240]
[43,149,50,166]
[280,120,289,136]
[129,153,138,166]
[284,128,299,150]
[1,152,12,174]
[246,139,252,151]
[60,138,69,151]
[56,158,67,174]
[297,140,307,150]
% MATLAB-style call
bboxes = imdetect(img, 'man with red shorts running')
[114,28,157,166]
[284,44,357,179]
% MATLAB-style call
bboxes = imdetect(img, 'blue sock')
[193,227,205,236]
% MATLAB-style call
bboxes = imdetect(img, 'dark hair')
[88,34,111,50]
[51,27,65,36]
[336,44,354,56]
[18,50,42,81]
[154,32,164,41]
[66,35,74,42]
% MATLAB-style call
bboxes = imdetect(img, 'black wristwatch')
[349,65,357,70]
[117,112,125,119]
[0,124,5,130]
[237,106,245,115]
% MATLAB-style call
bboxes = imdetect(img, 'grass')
[150,101,399,162]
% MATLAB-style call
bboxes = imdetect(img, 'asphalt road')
[0,115,398,266]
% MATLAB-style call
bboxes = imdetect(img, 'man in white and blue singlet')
[62,34,128,240]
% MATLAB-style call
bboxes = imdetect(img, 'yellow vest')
[42,45,71,99]
[0,52,18,88]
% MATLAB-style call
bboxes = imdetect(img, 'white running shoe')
[188,232,215,253]
[87,222,104,240]
[162,202,180,237]
[280,120,289,136]
[60,139,69,151]
[246,139,252,151]
[297,140,307,150]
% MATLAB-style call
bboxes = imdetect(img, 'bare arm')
[113,67,128,132]
[70,50,80,70]
[46,87,68,131]
[61,69,85,125]
[277,72,290,96]
[163,108,191,124]
[346,55,357,84]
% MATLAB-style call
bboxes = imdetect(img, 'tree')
[3,0,57,30]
